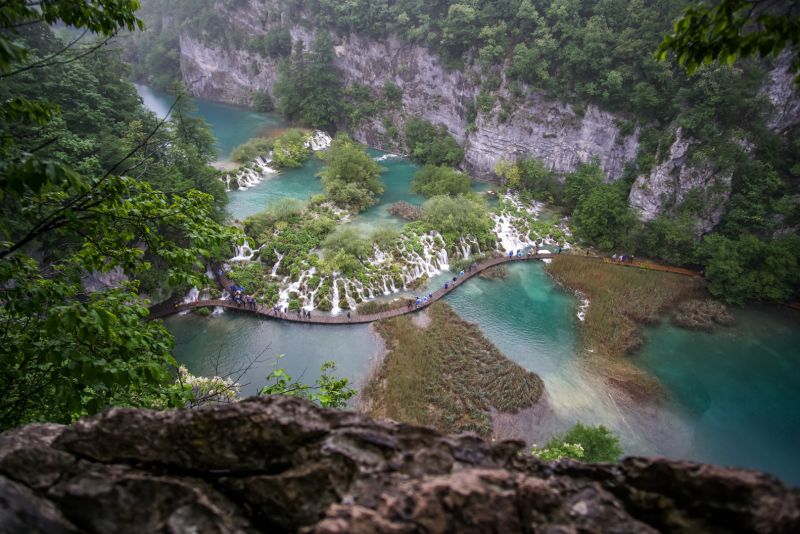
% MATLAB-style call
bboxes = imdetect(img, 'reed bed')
[547,255,705,397]
[356,297,414,315]
[364,302,544,437]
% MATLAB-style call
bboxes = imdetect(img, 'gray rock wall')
[177,4,638,180]
[628,128,732,235]
[1,396,798,532]
[173,0,796,233]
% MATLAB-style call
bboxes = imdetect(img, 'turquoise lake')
[138,85,800,486]
[135,83,287,160]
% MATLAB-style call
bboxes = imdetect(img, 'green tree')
[274,31,341,130]
[403,117,464,166]
[639,214,699,265]
[263,27,292,57]
[657,0,800,86]
[321,226,372,263]
[0,5,232,429]
[411,165,472,197]
[563,160,604,211]
[572,183,635,250]
[698,234,800,304]
[533,423,622,462]
[261,360,357,409]
[318,134,384,210]
[421,194,494,245]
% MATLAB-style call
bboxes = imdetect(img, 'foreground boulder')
[0,397,797,533]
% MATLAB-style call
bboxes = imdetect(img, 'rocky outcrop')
[628,128,732,235]
[763,51,800,133]
[1,396,798,532]
[177,3,637,180]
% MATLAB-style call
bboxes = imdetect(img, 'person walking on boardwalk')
[347,311,351,321]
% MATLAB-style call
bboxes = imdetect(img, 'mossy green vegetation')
[364,302,544,438]
[420,194,495,248]
[532,423,622,463]
[411,165,472,197]
[318,134,384,212]
[230,129,313,167]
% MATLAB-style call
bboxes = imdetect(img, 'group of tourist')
[268,305,312,321]
[611,253,635,263]
[230,284,257,310]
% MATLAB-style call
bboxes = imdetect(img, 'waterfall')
[331,274,341,314]
[229,238,260,261]
[270,251,284,277]
[342,281,358,310]
[306,130,332,151]
[303,272,324,310]
[182,287,200,304]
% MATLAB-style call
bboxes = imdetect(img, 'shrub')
[411,165,472,197]
[383,81,403,105]
[403,117,464,166]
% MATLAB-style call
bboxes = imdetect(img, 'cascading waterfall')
[306,130,332,151]
[341,280,358,310]
[182,287,200,304]
[331,274,341,314]
[229,238,261,262]
[270,251,284,277]
[492,191,573,253]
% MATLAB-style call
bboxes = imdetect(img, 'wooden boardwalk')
[149,252,704,324]
[149,254,551,324]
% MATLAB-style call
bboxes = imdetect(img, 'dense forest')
[0,9,233,428]
[127,0,800,303]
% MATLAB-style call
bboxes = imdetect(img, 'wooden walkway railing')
[149,254,550,324]
[148,252,703,324]
[601,257,701,277]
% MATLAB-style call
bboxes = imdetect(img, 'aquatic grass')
[356,297,413,315]
[364,302,544,437]
[546,255,705,396]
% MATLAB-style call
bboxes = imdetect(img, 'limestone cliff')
[172,1,797,234]
[628,128,733,234]
[1,396,798,532]
[177,5,638,180]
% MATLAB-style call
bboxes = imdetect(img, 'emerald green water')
[635,308,800,484]
[226,149,491,223]
[135,83,287,160]
[140,84,800,486]
[165,313,382,398]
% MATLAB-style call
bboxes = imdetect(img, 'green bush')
[404,117,464,166]
[230,137,274,164]
[263,27,291,57]
[318,134,384,211]
[383,81,403,105]
[411,165,472,197]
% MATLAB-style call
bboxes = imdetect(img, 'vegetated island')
[364,301,544,438]
[545,255,710,399]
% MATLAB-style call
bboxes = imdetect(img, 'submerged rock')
[387,200,422,221]
[1,397,798,532]
[672,299,736,331]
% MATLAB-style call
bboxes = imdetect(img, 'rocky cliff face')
[1,396,798,533]
[628,128,732,234]
[177,3,638,180]
[174,1,796,233]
